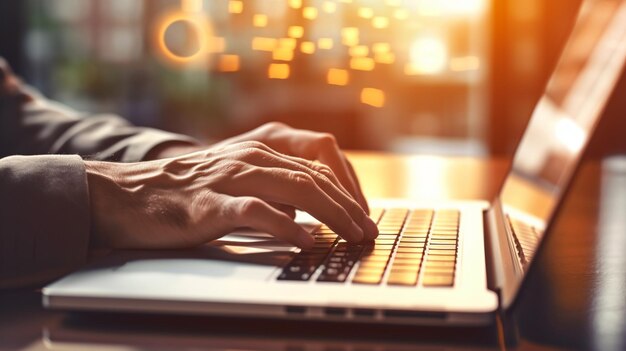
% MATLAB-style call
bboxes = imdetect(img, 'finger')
[268,201,297,220]
[230,148,377,240]
[226,196,314,248]
[316,146,369,214]
[236,141,355,201]
[241,129,368,212]
[285,132,369,213]
[339,153,370,214]
[231,143,355,206]
[222,167,370,242]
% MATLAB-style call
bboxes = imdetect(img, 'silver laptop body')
[43,0,626,326]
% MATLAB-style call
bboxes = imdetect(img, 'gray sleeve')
[0,58,201,288]
[0,155,90,289]
[0,57,200,162]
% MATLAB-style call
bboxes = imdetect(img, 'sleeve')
[0,58,200,162]
[0,155,90,289]
[0,58,201,288]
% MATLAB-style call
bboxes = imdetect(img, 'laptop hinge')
[484,199,523,311]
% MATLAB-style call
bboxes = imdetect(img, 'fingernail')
[298,229,315,248]
[349,222,364,242]
[363,217,379,240]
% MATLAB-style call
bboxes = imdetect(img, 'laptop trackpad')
[83,226,316,282]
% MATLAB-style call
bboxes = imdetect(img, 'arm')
[0,57,199,162]
[0,58,376,289]
[0,58,199,288]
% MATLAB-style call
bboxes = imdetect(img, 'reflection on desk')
[44,312,500,351]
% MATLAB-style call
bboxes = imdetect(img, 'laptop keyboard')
[277,208,460,287]
[507,216,542,266]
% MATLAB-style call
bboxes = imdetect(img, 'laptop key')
[422,274,455,287]
[395,247,424,254]
[278,264,317,281]
[353,273,384,285]
[427,249,456,256]
[387,271,419,286]
[425,254,456,262]
[424,260,455,268]
[392,258,422,266]
[429,245,457,251]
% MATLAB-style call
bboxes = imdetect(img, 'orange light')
[273,48,294,61]
[450,56,480,71]
[289,0,302,9]
[361,88,385,107]
[303,7,318,20]
[341,27,359,46]
[288,26,304,38]
[207,36,225,53]
[408,36,447,75]
[229,0,243,14]
[322,1,337,13]
[372,16,389,29]
[300,41,316,54]
[268,63,290,79]
[218,54,240,72]
[278,38,297,49]
[372,42,390,54]
[358,7,374,19]
[181,0,203,12]
[349,45,369,57]
[394,9,409,20]
[327,68,349,86]
[252,37,277,51]
[154,11,210,66]
[419,0,486,16]
[253,14,268,27]
[350,57,375,71]
[375,52,395,64]
[318,38,334,50]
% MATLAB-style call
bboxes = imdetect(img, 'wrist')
[84,161,126,248]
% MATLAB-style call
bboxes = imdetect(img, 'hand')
[212,122,370,213]
[85,140,378,250]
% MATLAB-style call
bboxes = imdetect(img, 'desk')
[0,152,621,351]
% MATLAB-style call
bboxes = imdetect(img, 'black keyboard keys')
[277,229,337,281]
[317,242,363,282]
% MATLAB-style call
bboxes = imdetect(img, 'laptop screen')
[498,0,626,263]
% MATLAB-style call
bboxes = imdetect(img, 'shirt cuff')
[0,154,90,288]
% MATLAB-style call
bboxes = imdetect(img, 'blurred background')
[0,0,585,156]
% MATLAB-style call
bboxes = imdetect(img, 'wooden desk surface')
[0,152,621,351]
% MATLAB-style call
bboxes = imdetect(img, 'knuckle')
[315,164,334,178]
[237,147,265,162]
[238,198,265,217]
[334,206,354,229]
[289,171,315,187]
[217,160,247,180]
[318,133,337,146]
[265,121,289,130]
[347,198,365,218]
[240,140,268,151]
[240,148,258,160]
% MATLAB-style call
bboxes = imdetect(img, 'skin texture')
[85,122,378,250]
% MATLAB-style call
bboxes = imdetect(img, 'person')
[0,58,378,289]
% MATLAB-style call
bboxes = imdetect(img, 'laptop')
[43,0,626,326]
